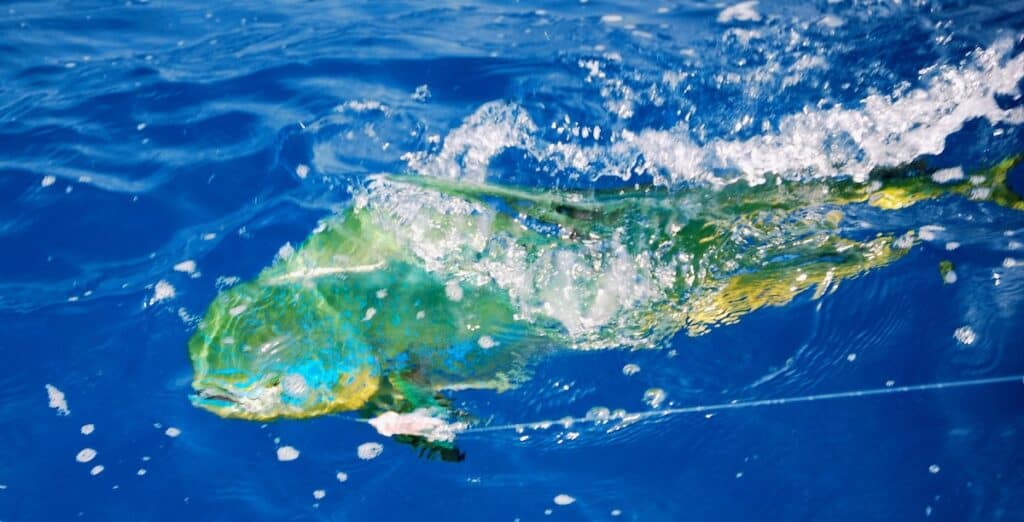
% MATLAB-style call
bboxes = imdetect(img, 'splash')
[403,38,1024,187]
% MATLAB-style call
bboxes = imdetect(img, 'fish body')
[189,156,1022,424]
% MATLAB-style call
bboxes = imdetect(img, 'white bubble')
[363,307,377,321]
[336,471,348,483]
[296,164,310,179]
[45,384,70,416]
[601,14,623,23]
[164,427,181,438]
[229,304,248,317]
[412,84,431,102]
[953,326,976,346]
[622,363,640,376]
[611,509,622,517]
[918,225,944,241]
[277,242,295,260]
[553,494,576,506]
[943,270,957,284]
[945,242,960,251]
[929,464,940,474]
[643,388,667,408]
[357,442,383,460]
[931,167,963,184]
[376,289,388,299]
[76,448,97,463]
[313,489,326,500]
[80,424,95,435]
[846,353,857,362]
[173,260,196,274]
[445,281,464,302]
[41,175,57,187]
[149,280,176,305]
[586,407,611,422]
[90,465,104,476]
[137,468,147,476]
[478,336,497,349]
[276,446,300,462]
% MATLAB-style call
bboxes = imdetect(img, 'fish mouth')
[191,383,242,414]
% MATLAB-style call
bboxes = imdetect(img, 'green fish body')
[189,156,1022,425]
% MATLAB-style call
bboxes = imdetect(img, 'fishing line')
[460,374,1024,435]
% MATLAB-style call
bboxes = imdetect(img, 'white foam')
[164,427,181,438]
[409,39,1023,188]
[336,471,348,483]
[337,100,387,113]
[313,489,326,500]
[45,384,70,415]
[80,424,94,435]
[90,465,104,476]
[295,164,310,179]
[41,175,56,187]
[402,102,537,183]
[718,1,761,24]
[622,364,640,376]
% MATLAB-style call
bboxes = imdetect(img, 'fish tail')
[966,154,1024,211]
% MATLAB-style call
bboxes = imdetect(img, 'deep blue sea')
[3,1,1024,520]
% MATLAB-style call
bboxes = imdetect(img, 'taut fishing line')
[458,374,1024,435]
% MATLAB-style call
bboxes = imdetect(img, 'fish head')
[188,280,380,420]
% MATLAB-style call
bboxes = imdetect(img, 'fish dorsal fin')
[374,173,673,234]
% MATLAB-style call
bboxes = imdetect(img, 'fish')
[188,155,1022,456]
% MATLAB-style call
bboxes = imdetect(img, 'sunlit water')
[2,1,1024,520]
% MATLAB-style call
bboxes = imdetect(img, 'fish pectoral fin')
[390,372,452,411]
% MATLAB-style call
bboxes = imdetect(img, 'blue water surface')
[2,1,1024,521]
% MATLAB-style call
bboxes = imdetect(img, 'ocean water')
[2,1,1024,520]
